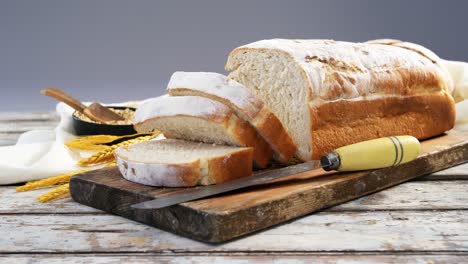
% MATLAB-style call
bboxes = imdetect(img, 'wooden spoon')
[41,88,125,123]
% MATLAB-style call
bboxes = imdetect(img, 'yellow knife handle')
[322,136,421,171]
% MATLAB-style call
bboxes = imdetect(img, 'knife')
[131,135,421,210]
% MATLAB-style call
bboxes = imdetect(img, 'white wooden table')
[1,112,467,264]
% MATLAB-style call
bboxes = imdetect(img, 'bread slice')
[115,139,253,187]
[167,71,297,164]
[134,95,274,168]
[226,39,455,160]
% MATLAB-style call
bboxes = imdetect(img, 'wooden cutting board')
[70,130,468,243]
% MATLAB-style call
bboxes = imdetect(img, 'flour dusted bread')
[167,71,297,164]
[134,96,274,168]
[226,39,456,160]
[115,139,253,187]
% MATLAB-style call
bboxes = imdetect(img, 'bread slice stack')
[116,72,295,187]
[167,72,297,164]
[133,95,274,168]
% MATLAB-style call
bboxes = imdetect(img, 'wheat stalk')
[16,132,155,202]
[18,162,117,203]
[65,133,154,151]
[36,162,117,202]
[37,184,70,203]
[78,133,159,166]
[16,169,90,192]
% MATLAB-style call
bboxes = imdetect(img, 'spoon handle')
[41,87,87,113]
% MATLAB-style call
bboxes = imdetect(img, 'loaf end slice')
[167,71,297,164]
[134,96,274,168]
[226,44,313,161]
[115,139,253,187]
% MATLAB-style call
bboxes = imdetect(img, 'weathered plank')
[2,180,468,214]
[0,254,466,264]
[0,112,57,122]
[329,180,468,211]
[0,211,466,252]
[0,133,21,146]
[420,162,468,180]
[0,187,102,214]
[0,121,58,134]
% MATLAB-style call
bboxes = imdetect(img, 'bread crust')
[168,73,297,164]
[115,151,201,187]
[167,72,264,119]
[226,39,456,160]
[134,95,232,124]
[252,107,297,163]
[309,92,456,159]
[227,39,452,100]
[134,96,274,168]
[228,114,273,168]
[205,147,254,185]
[115,144,253,187]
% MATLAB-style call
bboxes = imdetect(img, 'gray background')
[1,0,467,111]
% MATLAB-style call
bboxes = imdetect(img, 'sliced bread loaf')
[167,71,297,164]
[226,39,455,160]
[133,96,274,168]
[115,139,253,187]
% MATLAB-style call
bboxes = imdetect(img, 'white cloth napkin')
[1,61,468,185]
[0,103,105,184]
[443,60,468,131]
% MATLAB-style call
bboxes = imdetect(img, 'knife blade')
[131,135,421,210]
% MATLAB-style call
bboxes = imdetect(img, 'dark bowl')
[72,106,137,136]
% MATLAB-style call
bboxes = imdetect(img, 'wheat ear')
[78,134,159,166]
[37,184,70,203]
[16,169,90,192]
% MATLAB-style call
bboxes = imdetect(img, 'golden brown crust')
[168,88,263,120]
[309,92,456,159]
[169,87,297,164]
[134,114,273,169]
[116,145,253,187]
[366,39,441,64]
[227,40,452,101]
[252,107,297,163]
[365,39,454,94]
[206,147,254,184]
[226,39,456,161]
[229,115,274,168]
[115,152,201,187]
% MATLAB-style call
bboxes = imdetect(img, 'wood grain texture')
[0,112,57,121]
[0,112,58,146]
[329,180,468,211]
[0,120,58,133]
[70,131,468,242]
[0,134,22,146]
[420,162,468,180]
[0,187,102,214]
[2,181,468,214]
[1,254,467,264]
[1,211,467,253]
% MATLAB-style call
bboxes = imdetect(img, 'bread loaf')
[115,139,253,187]
[133,95,274,168]
[226,39,456,160]
[167,71,297,164]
